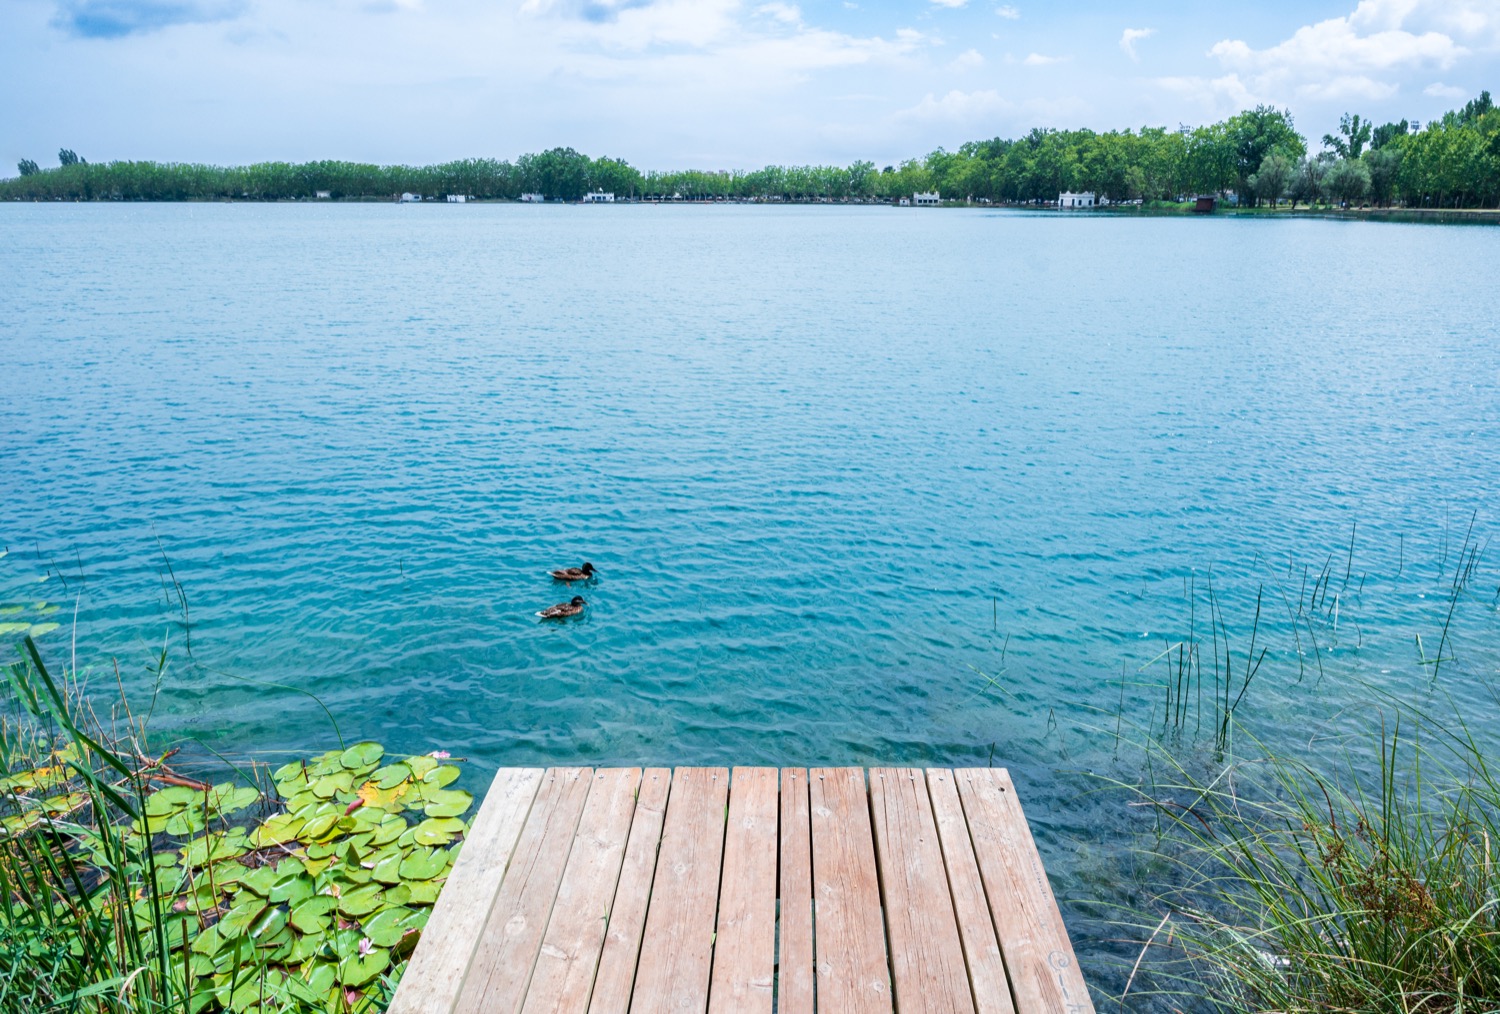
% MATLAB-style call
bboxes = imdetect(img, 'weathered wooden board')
[628,767,729,1013]
[587,768,671,1014]
[955,768,1094,1014]
[388,767,544,1014]
[777,768,815,1014]
[707,767,779,1013]
[869,767,975,1014]
[521,768,642,1014]
[926,769,1017,1014]
[454,767,592,1014]
[809,767,892,1014]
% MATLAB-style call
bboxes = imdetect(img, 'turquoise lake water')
[4,203,1500,993]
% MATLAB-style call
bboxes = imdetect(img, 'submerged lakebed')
[4,203,1500,993]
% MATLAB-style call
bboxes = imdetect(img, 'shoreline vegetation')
[5,93,1498,211]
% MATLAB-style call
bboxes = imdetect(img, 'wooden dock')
[389,767,1094,1014]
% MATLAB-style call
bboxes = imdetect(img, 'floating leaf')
[339,946,390,987]
[0,622,29,636]
[337,882,384,917]
[356,780,406,810]
[406,879,443,905]
[412,817,465,847]
[289,895,338,934]
[207,784,259,816]
[27,623,60,637]
[236,865,278,897]
[249,812,304,847]
[302,962,338,996]
[269,872,313,905]
[371,851,404,886]
[423,789,473,818]
[311,771,353,799]
[372,763,412,789]
[398,847,450,881]
[217,898,268,939]
[422,765,461,789]
[339,742,384,770]
[404,755,438,780]
[359,906,417,948]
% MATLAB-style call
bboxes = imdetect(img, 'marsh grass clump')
[1126,713,1500,1012]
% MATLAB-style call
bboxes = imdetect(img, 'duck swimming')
[550,562,596,582]
[537,596,586,619]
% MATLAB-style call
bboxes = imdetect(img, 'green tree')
[1322,113,1372,160]
[57,149,84,167]
[1370,120,1410,150]
[1324,157,1370,204]
[1249,152,1294,207]
[1225,105,1305,204]
[1362,147,1402,206]
[17,159,40,176]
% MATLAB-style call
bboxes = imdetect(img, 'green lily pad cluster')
[124,742,474,1013]
[0,743,87,836]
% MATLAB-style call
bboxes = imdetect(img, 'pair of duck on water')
[537,562,596,619]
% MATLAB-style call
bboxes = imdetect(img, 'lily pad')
[336,882,384,917]
[422,764,461,789]
[398,846,450,881]
[289,895,338,934]
[249,811,304,847]
[372,763,412,789]
[423,789,473,818]
[27,623,60,637]
[339,742,385,771]
[339,946,390,987]
[360,905,418,948]
[412,816,466,846]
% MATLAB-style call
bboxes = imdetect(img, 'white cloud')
[995,4,1019,18]
[1424,80,1468,97]
[894,88,1011,124]
[1203,0,1499,107]
[929,0,967,7]
[949,47,984,71]
[755,2,801,26]
[1022,52,1065,66]
[1119,27,1154,61]
[1156,73,1260,119]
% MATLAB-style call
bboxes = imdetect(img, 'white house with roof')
[520,193,545,203]
[913,191,940,206]
[1058,191,1097,209]
[583,191,615,203]
[446,194,468,203]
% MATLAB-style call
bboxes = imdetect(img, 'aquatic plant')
[0,637,474,1014]
[1119,708,1500,1012]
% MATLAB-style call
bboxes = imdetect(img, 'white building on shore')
[520,193,545,203]
[913,191,940,206]
[399,192,422,202]
[446,194,468,203]
[583,191,615,203]
[1058,191,1096,209]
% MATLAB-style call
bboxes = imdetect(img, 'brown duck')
[549,562,597,582]
[537,596,586,619]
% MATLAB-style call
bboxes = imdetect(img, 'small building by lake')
[520,193,545,203]
[583,191,615,203]
[1058,191,1096,209]
[913,192,940,207]
[399,192,422,203]
[446,194,469,203]
[314,190,331,199]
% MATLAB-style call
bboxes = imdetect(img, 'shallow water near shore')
[4,202,1500,995]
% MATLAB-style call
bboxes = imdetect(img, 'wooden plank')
[809,767,892,1014]
[629,767,730,1014]
[521,768,643,1014]
[587,768,671,1014]
[454,767,594,1014]
[707,768,779,1014]
[925,770,1016,1014]
[954,769,1094,1014]
[869,768,975,1014]
[389,767,545,1014]
[776,769,814,1014]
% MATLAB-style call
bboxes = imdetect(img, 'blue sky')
[3,0,1497,172]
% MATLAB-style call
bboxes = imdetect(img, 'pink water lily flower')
[430,750,451,759]
[358,936,374,957]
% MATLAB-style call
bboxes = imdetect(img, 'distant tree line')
[5,92,1497,208]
